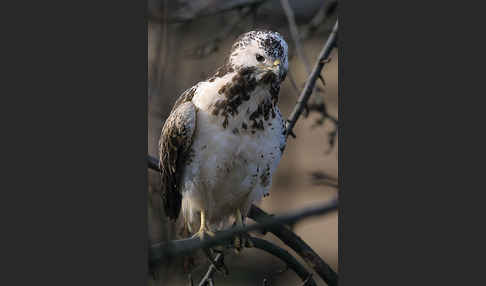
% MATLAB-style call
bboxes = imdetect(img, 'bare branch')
[189,273,194,286]
[251,237,317,286]
[287,70,300,95]
[150,0,169,89]
[186,6,258,59]
[148,155,160,171]
[248,205,338,286]
[198,253,223,286]
[196,237,318,286]
[285,20,338,141]
[301,0,338,40]
[279,0,311,74]
[309,171,339,189]
[148,0,268,24]
[149,198,338,263]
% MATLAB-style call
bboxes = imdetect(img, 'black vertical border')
[1,0,149,284]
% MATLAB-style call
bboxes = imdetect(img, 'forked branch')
[149,198,338,261]
[285,20,339,141]
[249,205,338,286]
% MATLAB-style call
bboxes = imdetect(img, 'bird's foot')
[191,227,215,240]
[233,209,253,253]
[233,232,253,253]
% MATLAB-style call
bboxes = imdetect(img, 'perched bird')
[159,30,288,249]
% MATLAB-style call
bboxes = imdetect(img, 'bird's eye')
[256,54,265,62]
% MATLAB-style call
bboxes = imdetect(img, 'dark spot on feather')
[184,148,196,166]
[212,61,234,78]
[260,165,271,187]
[251,119,264,130]
[211,67,258,128]
[232,128,239,134]
[242,122,247,130]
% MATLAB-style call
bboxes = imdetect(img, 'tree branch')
[149,199,338,263]
[198,253,223,286]
[249,205,338,286]
[301,0,338,40]
[251,237,317,286]
[196,237,317,286]
[186,5,259,59]
[279,0,311,74]
[285,20,338,141]
[148,155,160,171]
[148,0,268,24]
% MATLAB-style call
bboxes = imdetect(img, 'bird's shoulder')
[170,83,203,113]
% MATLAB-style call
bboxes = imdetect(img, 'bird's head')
[228,30,288,83]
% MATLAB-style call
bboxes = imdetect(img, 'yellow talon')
[233,209,251,253]
[192,211,214,239]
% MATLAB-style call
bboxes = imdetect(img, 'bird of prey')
[159,30,288,249]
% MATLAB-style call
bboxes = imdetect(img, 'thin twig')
[248,205,338,286]
[148,0,268,24]
[287,70,300,95]
[285,20,338,141]
[198,253,223,286]
[251,237,317,286]
[149,199,338,262]
[186,6,258,59]
[301,0,338,40]
[148,155,160,171]
[189,273,194,286]
[301,274,313,286]
[279,0,311,74]
[150,0,169,89]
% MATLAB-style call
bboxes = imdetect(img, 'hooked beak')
[263,59,281,74]
[271,59,281,72]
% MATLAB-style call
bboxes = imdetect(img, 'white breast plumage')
[180,72,285,231]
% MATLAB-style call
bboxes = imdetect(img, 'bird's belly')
[182,122,279,223]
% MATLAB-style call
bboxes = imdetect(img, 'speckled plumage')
[159,30,288,233]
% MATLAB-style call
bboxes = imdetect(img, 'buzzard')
[159,30,288,249]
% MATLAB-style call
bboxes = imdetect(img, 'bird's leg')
[191,210,215,240]
[191,211,227,273]
[233,209,253,253]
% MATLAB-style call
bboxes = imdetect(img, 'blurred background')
[147,1,338,285]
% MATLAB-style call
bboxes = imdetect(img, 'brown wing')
[158,101,197,220]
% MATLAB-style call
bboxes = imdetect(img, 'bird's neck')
[203,71,280,132]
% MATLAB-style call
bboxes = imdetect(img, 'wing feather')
[159,101,197,220]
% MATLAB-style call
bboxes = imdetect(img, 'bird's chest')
[191,109,279,180]
[189,95,283,191]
